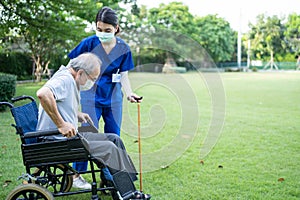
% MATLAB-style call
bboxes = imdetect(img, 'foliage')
[0,0,135,81]
[147,2,195,63]
[119,2,196,66]
[249,14,286,61]
[193,14,235,62]
[147,2,194,33]
[0,73,16,111]
[284,13,300,54]
[1,0,299,73]
[125,2,235,66]
[0,52,32,80]
[1,0,91,80]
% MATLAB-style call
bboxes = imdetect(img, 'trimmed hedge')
[0,73,17,111]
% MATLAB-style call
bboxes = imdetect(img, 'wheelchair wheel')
[32,164,73,193]
[6,183,54,200]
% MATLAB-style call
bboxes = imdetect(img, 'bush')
[162,66,187,73]
[252,67,258,72]
[224,67,243,72]
[0,52,33,80]
[0,73,17,111]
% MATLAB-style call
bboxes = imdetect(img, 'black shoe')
[130,191,151,200]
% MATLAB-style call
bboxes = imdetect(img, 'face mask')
[80,79,94,91]
[96,30,114,43]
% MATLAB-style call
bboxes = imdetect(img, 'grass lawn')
[0,71,299,200]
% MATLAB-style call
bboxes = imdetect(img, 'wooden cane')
[137,102,143,191]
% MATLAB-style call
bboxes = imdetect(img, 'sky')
[136,0,300,32]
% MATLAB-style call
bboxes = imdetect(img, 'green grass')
[1,72,300,199]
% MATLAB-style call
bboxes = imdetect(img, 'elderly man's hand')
[58,122,76,138]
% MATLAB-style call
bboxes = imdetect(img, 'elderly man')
[36,53,150,199]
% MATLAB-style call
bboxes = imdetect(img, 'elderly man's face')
[75,66,100,91]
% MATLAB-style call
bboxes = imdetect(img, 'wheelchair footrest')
[112,170,136,199]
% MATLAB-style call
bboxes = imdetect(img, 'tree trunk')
[33,56,43,82]
[43,60,51,79]
[264,50,278,70]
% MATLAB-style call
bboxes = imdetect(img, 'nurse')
[68,6,142,189]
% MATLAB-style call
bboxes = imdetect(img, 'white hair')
[68,53,101,74]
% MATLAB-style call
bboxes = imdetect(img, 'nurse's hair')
[96,6,120,35]
[68,53,101,74]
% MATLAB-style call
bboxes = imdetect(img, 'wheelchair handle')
[23,129,61,138]
[0,101,14,108]
[11,95,35,103]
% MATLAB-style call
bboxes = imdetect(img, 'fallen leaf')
[199,160,204,165]
[278,178,285,182]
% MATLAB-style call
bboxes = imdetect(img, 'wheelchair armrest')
[23,129,61,138]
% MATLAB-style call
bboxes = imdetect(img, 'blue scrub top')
[68,35,134,107]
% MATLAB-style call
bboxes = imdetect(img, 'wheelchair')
[0,95,141,200]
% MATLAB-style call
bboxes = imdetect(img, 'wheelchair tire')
[32,164,73,193]
[6,183,54,200]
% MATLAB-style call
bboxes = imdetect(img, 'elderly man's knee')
[106,133,125,150]
[106,133,121,142]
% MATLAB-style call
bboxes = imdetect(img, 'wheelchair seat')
[1,95,90,167]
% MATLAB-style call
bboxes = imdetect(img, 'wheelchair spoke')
[32,164,73,194]
[13,189,48,200]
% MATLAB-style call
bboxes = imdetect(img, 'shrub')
[162,66,187,73]
[252,67,258,72]
[0,52,33,80]
[0,73,17,111]
[224,67,243,72]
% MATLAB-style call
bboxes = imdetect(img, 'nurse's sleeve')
[68,40,89,59]
[120,49,134,72]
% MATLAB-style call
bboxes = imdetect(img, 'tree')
[147,2,194,34]
[193,15,235,62]
[249,14,285,69]
[284,13,300,55]
[0,0,94,80]
[145,2,195,66]
[121,2,235,68]
[0,0,134,81]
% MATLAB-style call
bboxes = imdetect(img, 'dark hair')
[96,7,120,34]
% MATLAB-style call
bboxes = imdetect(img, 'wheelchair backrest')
[2,95,38,144]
